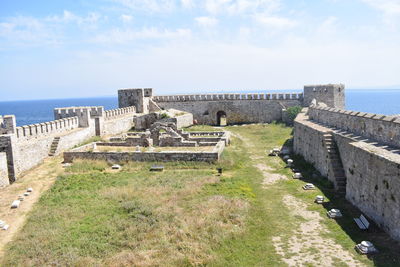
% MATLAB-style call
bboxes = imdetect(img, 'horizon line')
[1,88,400,103]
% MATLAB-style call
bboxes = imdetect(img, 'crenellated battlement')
[308,105,400,148]
[15,117,79,140]
[54,106,104,118]
[54,106,104,127]
[0,115,16,135]
[153,92,303,102]
[105,106,136,120]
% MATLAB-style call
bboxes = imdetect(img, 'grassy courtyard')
[2,124,399,266]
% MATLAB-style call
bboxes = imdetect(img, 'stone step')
[333,171,345,176]
[336,185,346,193]
[337,181,347,186]
[49,137,61,157]
[333,165,344,169]
[332,164,344,170]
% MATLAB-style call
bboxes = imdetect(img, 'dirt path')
[0,156,63,258]
[272,195,363,267]
[232,130,363,266]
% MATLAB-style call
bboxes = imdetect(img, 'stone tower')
[118,88,153,113]
[303,84,345,109]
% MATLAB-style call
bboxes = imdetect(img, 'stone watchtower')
[303,84,345,109]
[118,88,153,113]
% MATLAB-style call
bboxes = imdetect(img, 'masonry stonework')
[0,152,8,187]
[3,84,399,243]
[294,105,400,241]
[303,84,345,109]
[153,96,302,125]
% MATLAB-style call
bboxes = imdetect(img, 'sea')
[0,89,399,127]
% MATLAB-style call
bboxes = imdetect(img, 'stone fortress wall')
[152,92,304,125]
[294,96,400,241]
[0,104,137,187]
[0,85,348,188]
[2,84,400,242]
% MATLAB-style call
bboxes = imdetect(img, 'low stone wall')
[0,152,8,187]
[159,137,197,147]
[166,113,193,129]
[308,105,400,148]
[64,150,219,163]
[134,113,159,130]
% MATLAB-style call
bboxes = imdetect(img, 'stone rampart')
[293,112,330,178]
[334,133,400,241]
[155,98,301,125]
[15,117,79,141]
[54,106,103,127]
[308,106,400,148]
[12,127,94,177]
[0,152,8,187]
[153,92,303,102]
[294,109,400,241]
[104,107,135,120]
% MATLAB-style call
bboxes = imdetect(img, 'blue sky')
[1,0,400,100]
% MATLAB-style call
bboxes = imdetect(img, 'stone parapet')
[104,107,136,120]
[15,117,79,140]
[153,92,303,102]
[308,105,400,148]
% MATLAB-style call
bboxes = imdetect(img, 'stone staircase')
[323,133,346,194]
[49,137,60,156]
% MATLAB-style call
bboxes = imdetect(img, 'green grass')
[2,123,399,266]
[182,125,221,132]
[72,136,104,148]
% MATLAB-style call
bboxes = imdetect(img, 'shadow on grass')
[279,138,400,267]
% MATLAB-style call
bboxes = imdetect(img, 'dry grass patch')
[2,160,248,266]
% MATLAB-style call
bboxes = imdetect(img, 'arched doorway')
[217,111,227,126]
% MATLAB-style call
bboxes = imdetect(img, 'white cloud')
[361,0,400,15]
[112,0,176,12]
[0,11,102,49]
[195,16,218,27]
[181,0,194,8]
[316,16,338,34]
[254,14,297,28]
[120,14,133,23]
[204,0,281,15]
[0,16,59,48]
[361,0,400,29]
[91,27,191,44]
[46,10,101,25]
